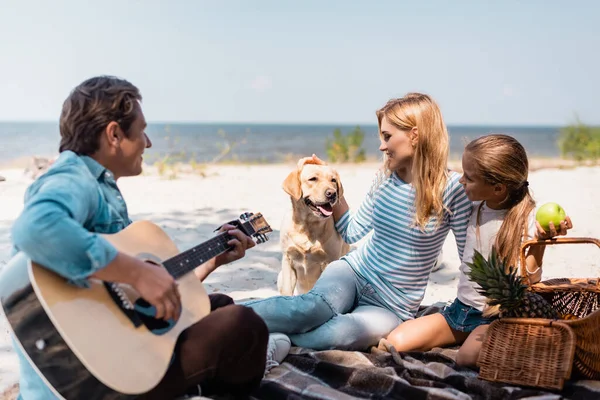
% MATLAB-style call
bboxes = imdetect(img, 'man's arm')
[11,174,118,284]
[11,172,183,321]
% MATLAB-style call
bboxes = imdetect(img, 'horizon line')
[0,119,579,128]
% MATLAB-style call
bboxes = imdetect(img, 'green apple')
[536,202,567,232]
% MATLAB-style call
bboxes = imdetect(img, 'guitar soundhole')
[127,258,179,335]
[134,298,177,335]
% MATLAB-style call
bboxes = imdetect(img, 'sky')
[0,0,598,125]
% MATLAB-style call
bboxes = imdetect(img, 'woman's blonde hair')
[465,134,535,269]
[375,93,449,229]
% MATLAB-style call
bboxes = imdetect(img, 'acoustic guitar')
[0,212,272,399]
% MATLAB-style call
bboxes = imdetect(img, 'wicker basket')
[477,237,600,390]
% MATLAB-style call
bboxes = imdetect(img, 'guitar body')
[1,221,212,399]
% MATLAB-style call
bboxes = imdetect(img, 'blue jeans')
[243,260,401,350]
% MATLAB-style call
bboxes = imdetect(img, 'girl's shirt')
[335,170,471,321]
[457,201,540,311]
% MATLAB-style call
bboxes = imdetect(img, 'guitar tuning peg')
[240,212,253,221]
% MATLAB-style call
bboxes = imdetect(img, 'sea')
[0,122,563,165]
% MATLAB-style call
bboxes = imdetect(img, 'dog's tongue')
[317,204,333,216]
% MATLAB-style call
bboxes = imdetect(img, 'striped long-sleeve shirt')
[335,170,472,321]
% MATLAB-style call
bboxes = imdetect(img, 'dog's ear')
[334,170,344,198]
[282,169,302,200]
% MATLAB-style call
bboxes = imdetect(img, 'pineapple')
[466,247,559,319]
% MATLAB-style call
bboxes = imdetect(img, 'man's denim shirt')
[9,150,132,399]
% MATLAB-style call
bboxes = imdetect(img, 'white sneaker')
[265,333,291,375]
[176,385,205,399]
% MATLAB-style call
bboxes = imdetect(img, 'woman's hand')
[297,153,327,168]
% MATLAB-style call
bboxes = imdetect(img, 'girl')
[244,93,472,351]
[386,134,572,366]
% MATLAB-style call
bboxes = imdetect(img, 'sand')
[1,160,599,397]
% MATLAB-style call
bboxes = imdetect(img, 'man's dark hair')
[59,76,142,155]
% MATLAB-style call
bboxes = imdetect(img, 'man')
[9,76,289,399]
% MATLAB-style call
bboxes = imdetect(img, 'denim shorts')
[440,298,496,332]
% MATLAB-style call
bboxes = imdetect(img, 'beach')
[1,160,599,398]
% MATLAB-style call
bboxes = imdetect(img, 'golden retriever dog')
[277,156,350,295]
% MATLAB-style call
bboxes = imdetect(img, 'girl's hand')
[535,216,573,240]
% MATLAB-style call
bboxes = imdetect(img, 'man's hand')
[131,261,181,321]
[214,223,256,267]
[91,253,182,321]
[535,216,573,240]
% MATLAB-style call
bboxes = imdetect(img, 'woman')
[245,93,471,351]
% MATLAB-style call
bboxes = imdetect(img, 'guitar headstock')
[219,212,273,244]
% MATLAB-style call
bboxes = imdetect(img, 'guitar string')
[161,218,267,278]
[164,234,232,278]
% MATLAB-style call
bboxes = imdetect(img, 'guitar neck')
[162,232,234,279]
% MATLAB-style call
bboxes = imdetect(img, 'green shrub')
[325,126,367,163]
[558,117,600,161]
[151,127,249,178]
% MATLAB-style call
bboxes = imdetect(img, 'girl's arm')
[524,214,573,284]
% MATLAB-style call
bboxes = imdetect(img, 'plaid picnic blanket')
[249,303,600,400]
[251,341,600,400]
